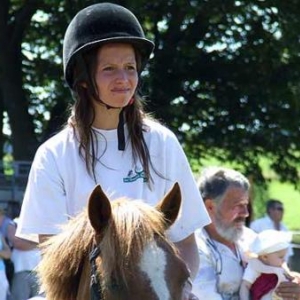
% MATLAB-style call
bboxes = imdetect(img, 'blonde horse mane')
[38,198,174,300]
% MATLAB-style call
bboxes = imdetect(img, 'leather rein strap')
[89,245,103,300]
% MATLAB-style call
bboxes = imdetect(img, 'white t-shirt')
[192,227,257,300]
[17,119,210,242]
[250,215,289,234]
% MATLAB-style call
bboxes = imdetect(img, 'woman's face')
[94,43,138,108]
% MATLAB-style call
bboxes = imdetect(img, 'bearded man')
[192,167,256,299]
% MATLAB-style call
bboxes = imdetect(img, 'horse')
[38,183,191,300]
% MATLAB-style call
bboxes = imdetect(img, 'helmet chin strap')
[98,97,135,151]
[117,110,125,151]
[97,100,127,151]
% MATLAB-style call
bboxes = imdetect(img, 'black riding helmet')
[63,3,154,151]
[63,2,155,90]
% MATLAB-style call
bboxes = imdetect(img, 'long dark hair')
[67,45,156,185]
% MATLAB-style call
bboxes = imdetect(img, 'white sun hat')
[250,229,291,256]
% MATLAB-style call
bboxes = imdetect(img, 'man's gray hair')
[198,166,250,205]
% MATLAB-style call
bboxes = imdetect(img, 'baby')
[239,229,294,300]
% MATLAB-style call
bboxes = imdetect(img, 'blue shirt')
[0,235,5,271]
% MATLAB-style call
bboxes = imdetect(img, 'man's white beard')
[214,210,244,243]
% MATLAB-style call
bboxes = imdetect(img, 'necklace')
[204,234,245,299]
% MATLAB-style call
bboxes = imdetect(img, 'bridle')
[89,244,122,300]
[89,245,103,300]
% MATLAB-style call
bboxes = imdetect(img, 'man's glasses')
[206,238,222,275]
[273,206,284,211]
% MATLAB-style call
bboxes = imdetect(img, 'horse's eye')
[108,277,123,292]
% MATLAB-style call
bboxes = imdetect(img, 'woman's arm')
[175,232,199,280]
[39,234,53,244]
[175,233,200,300]
[13,236,38,250]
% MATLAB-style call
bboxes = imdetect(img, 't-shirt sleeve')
[163,133,211,242]
[16,144,68,242]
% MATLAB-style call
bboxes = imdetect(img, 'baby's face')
[261,248,288,267]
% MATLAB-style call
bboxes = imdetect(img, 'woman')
[17,3,210,299]
[0,234,11,300]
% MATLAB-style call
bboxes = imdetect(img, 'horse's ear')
[155,182,182,229]
[88,185,112,233]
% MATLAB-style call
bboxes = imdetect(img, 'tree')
[138,0,300,185]
[1,0,300,185]
[0,0,95,160]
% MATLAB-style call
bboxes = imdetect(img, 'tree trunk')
[0,93,5,158]
[0,1,40,160]
[0,49,38,160]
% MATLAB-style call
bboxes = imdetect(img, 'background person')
[192,166,256,299]
[0,233,11,300]
[240,229,294,300]
[16,3,210,299]
[0,205,16,290]
[192,166,300,300]
[10,217,41,300]
[0,206,15,247]
[250,199,293,263]
[0,207,41,300]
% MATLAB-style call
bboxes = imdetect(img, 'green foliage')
[293,233,300,244]
[147,0,300,186]
[250,183,269,220]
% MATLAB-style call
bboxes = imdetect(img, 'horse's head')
[38,183,191,300]
[86,183,190,300]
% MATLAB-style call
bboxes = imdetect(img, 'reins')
[89,245,103,300]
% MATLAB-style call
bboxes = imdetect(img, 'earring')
[128,97,135,105]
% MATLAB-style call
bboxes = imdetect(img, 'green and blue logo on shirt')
[123,168,147,183]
